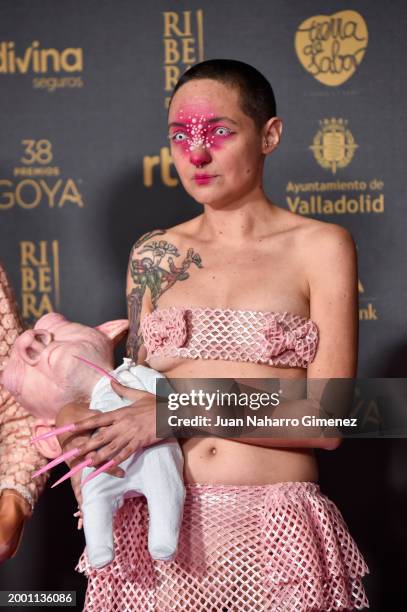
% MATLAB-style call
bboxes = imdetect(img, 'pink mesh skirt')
[77,481,369,611]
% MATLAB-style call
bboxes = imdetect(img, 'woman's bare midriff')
[147,354,319,486]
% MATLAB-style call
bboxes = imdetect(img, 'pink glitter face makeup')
[168,107,237,158]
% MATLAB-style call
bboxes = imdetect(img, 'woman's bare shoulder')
[279,208,355,255]
[130,219,201,256]
[291,215,357,284]
[302,218,355,257]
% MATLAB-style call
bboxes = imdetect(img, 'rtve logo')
[143,147,178,188]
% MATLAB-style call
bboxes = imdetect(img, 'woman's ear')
[262,117,283,154]
[32,419,62,458]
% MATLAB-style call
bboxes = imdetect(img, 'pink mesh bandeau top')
[140,306,319,368]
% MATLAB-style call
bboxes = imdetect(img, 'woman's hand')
[54,402,123,526]
[65,381,164,470]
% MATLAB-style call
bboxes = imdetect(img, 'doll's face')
[3,313,113,418]
[168,78,266,208]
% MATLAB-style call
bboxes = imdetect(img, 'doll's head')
[1,313,128,420]
[1,313,128,458]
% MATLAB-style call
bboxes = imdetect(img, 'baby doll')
[1,312,185,569]
[0,262,48,563]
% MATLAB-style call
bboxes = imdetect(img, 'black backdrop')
[1,1,406,610]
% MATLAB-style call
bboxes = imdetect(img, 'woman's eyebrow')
[168,116,238,128]
[207,116,238,125]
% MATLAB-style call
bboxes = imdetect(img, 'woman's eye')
[213,127,232,136]
[170,132,188,142]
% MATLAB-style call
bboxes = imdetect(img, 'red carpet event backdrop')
[0,1,406,610]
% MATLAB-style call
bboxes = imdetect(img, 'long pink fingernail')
[32,448,79,478]
[82,460,116,485]
[50,459,92,488]
[30,423,76,443]
[73,355,119,382]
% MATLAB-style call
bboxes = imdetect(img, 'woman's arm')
[227,223,358,451]
[126,230,164,364]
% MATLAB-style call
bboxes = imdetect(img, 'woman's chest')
[155,244,310,315]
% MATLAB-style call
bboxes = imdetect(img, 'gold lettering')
[38,267,52,292]
[163,12,183,37]
[15,179,41,209]
[164,39,180,64]
[164,65,180,91]
[160,147,178,187]
[40,49,60,72]
[58,178,84,207]
[0,179,14,209]
[183,11,192,36]
[0,43,8,73]
[20,241,48,266]
[359,303,378,320]
[38,241,48,265]
[32,41,40,72]
[61,48,83,72]
[21,267,36,291]
[20,242,39,266]
[36,293,53,316]
[14,45,32,73]
[182,38,196,64]
[22,293,53,319]
[22,294,40,319]
[41,179,61,208]
[8,42,15,73]
[143,154,160,187]
[164,11,192,36]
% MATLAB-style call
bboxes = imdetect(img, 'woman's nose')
[189,146,212,168]
[19,329,53,365]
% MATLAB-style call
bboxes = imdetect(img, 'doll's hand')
[64,384,164,470]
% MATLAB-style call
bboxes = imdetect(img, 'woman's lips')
[193,174,218,185]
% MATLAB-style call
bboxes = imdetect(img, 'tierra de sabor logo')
[295,10,368,86]
[0,41,83,91]
[20,240,60,323]
[0,140,84,210]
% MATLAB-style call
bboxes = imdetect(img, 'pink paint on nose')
[190,148,211,167]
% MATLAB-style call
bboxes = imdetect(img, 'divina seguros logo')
[0,41,84,91]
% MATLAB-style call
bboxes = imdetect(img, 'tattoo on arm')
[126,230,203,361]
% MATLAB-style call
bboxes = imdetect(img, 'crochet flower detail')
[261,315,318,362]
[144,307,188,353]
